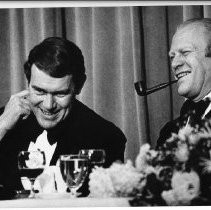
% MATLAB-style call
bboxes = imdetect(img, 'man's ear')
[74,74,87,95]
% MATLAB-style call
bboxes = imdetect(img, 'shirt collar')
[203,91,211,100]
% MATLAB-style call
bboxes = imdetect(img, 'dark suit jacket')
[156,115,187,149]
[0,99,126,194]
[156,100,211,149]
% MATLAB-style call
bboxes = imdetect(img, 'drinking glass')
[18,150,46,198]
[79,149,106,166]
[59,154,89,197]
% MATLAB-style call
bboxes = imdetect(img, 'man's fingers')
[21,101,31,110]
[13,90,29,98]
[20,97,33,111]
[1,90,31,130]
[20,103,31,120]
[21,109,31,120]
[20,97,30,104]
[20,99,32,114]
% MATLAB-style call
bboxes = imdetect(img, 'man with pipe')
[156,18,211,148]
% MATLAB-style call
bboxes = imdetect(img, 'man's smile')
[39,108,59,118]
[175,70,191,80]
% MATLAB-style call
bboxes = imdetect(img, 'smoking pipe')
[134,80,177,96]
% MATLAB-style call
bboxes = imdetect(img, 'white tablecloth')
[0,196,130,207]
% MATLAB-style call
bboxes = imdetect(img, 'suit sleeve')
[104,124,127,167]
[156,120,179,149]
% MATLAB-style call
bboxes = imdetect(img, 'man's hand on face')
[0,90,32,132]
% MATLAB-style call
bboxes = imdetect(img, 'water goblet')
[79,149,106,166]
[59,154,89,197]
[18,150,46,198]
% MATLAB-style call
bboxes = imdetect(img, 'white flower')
[166,133,178,143]
[162,171,200,205]
[138,144,150,154]
[108,160,144,196]
[201,158,211,174]
[135,144,157,172]
[89,167,116,197]
[188,133,201,145]
[173,171,200,205]
[197,127,211,139]
[25,151,44,169]
[188,122,211,145]
[89,161,144,197]
[200,121,211,135]
[200,151,211,174]
[161,190,178,206]
[174,142,189,162]
[178,125,194,141]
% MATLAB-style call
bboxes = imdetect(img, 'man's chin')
[37,120,58,130]
[40,124,57,130]
[177,84,192,97]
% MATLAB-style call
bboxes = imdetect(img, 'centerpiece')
[88,118,211,206]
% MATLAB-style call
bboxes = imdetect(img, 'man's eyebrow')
[31,85,71,94]
[169,46,195,56]
[32,85,47,92]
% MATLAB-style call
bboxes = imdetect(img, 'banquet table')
[0,195,130,207]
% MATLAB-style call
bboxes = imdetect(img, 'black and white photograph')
[0,0,211,207]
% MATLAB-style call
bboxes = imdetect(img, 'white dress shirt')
[21,130,66,193]
[202,91,211,117]
[28,130,57,166]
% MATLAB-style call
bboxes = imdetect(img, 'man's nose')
[43,94,55,110]
[171,54,184,71]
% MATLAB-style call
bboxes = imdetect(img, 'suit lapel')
[204,109,211,120]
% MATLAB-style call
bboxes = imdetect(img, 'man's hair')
[177,18,211,57]
[24,37,86,94]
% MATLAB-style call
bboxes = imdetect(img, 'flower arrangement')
[89,160,144,198]
[88,119,211,206]
[25,151,45,169]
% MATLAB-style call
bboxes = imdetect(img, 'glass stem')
[70,187,79,197]
[29,179,35,198]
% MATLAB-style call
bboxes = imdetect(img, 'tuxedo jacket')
[156,101,211,149]
[0,99,127,192]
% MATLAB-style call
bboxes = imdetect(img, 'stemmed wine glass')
[18,150,46,198]
[79,149,106,166]
[59,154,89,197]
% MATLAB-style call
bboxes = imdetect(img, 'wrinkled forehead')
[170,23,209,51]
[176,23,205,37]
